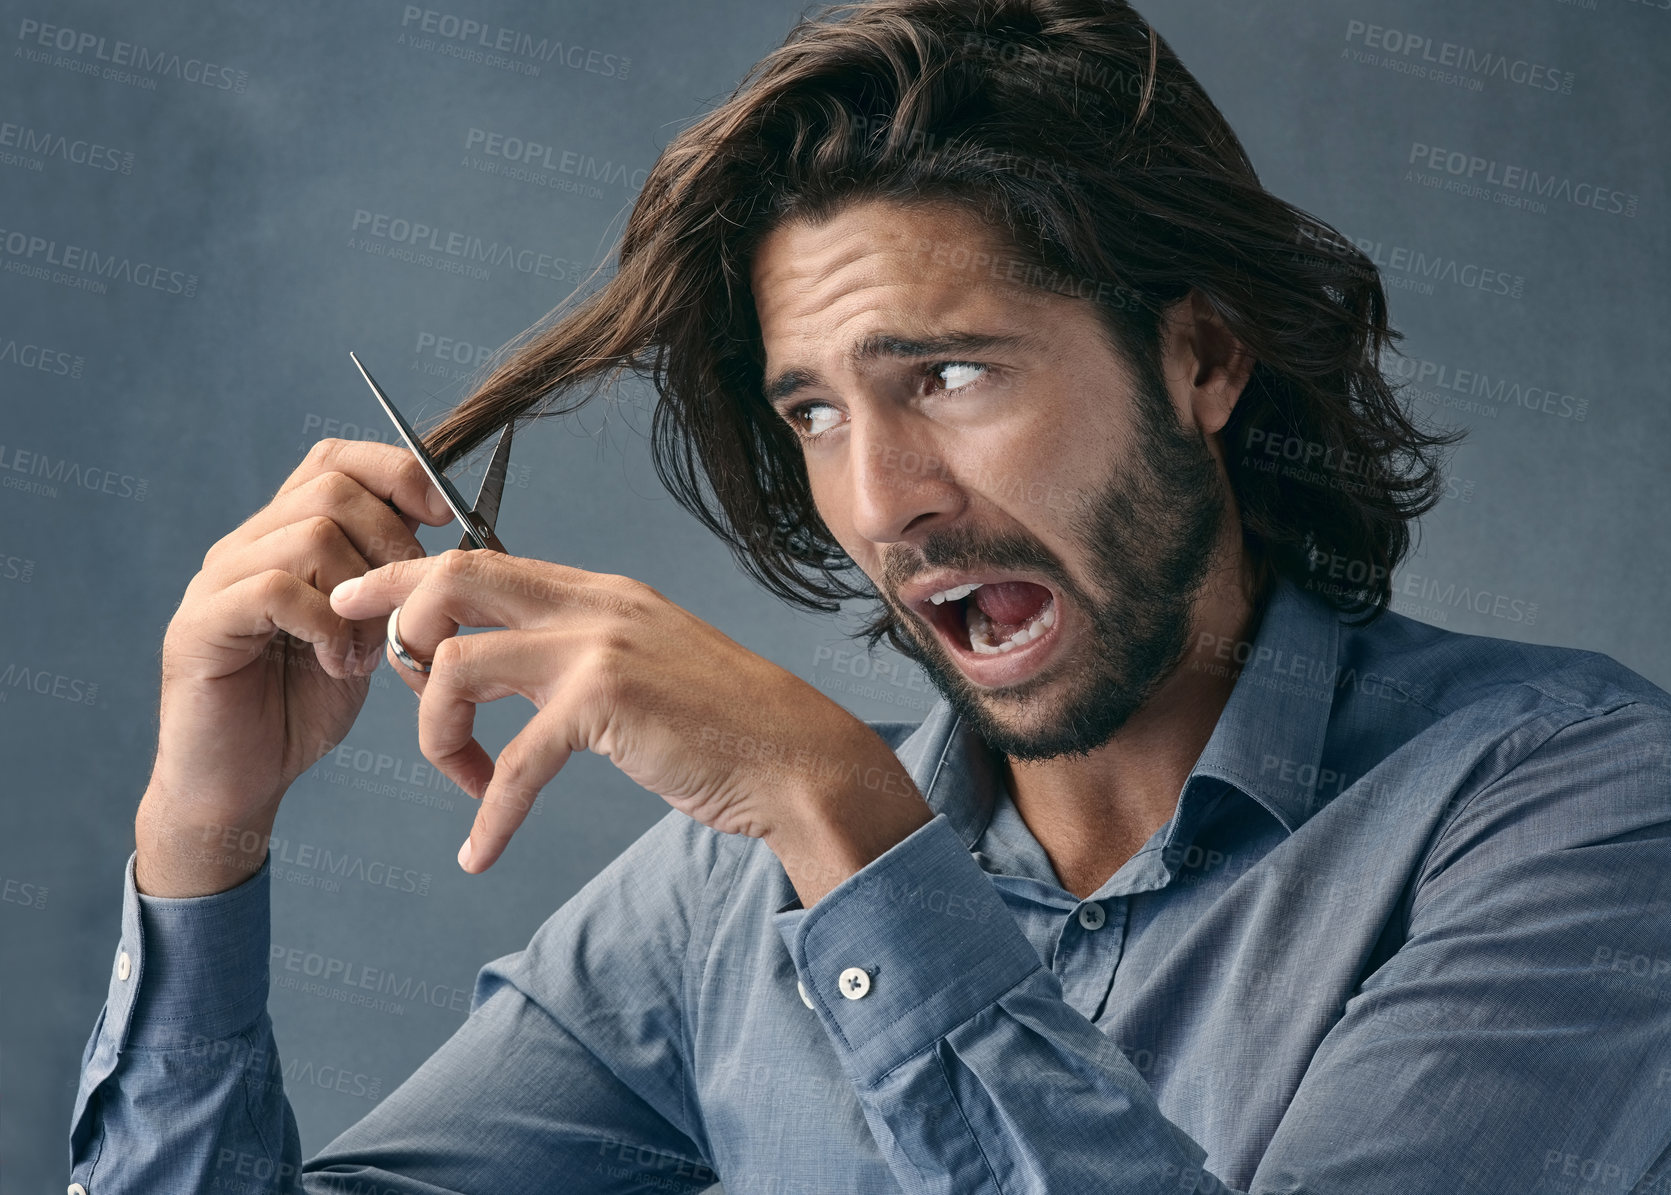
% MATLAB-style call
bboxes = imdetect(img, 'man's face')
[750,198,1234,761]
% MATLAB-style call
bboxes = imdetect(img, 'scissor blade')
[349,352,496,550]
[459,421,514,553]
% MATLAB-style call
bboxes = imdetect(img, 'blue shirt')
[69,576,1671,1193]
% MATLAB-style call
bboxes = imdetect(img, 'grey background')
[1,0,1666,1189]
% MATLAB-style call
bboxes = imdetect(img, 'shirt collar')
[1185,573,1341,834]
[892,573,1342,848]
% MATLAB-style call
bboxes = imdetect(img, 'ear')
[1161,290,1255,438]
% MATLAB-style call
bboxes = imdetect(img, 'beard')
[880,374,1228,762]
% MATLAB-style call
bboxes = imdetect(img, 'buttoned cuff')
[773,814,1043,1085]
[115,848,273,1049]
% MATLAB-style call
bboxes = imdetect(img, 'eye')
[783,401,844,441]
[923,361,987,393]
[780,360,991,443]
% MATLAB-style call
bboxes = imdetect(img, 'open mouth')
[918,579,1062,684]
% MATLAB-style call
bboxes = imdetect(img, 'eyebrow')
[762,329,1044,409]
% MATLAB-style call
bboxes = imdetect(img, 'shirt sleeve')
[68,810,730,1194]
[774,702,1671,1195]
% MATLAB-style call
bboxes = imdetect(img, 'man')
[70,1,1671,1192]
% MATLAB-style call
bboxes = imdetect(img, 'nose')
[845,409,962,544]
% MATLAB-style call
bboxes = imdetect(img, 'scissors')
[349,351,514,672]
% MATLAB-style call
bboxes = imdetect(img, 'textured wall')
[3,0,1666,1188]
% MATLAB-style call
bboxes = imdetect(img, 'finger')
[465,699,580,873]
[226,468,434,574]
[329,550,520,659]
[174,568,363,681]
[414,629,550,795]
[332,550,625,650]
[277,438,456,529]
[416,632,575,872]
[373,557,469,687]
[210,514,386,673]
[383,601,446,692]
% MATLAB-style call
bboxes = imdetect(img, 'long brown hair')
[419,0,1461,655]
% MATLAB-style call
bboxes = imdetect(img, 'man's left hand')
[329,549,933,901]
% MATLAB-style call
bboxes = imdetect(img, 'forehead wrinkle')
[765,247,911,328]
[763,249,1000,343]
[755,205,982,320]
[761,279,903,379]
[753,207,1029,403]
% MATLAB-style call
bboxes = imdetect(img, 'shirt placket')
[1051,892,1131,1023]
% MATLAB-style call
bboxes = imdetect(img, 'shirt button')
[117,950,132,981]
[838,966,871,1000]
[797,980,814,1010]
[69,1185,89,1195]
[1077,903,1107,931]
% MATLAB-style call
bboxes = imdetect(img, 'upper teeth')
[928,583,983,605]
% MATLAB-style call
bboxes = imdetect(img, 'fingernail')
[430,488,452,519]
[331,577,362,605]
[457,838,473,871]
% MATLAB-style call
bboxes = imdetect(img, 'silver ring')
[386,604,431,673]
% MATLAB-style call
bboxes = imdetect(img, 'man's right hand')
[134,439,459,897]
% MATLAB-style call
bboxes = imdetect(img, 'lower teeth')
[965,596,1055,655]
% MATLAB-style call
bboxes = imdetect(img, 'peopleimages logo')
[1407,142,1638,218]
[0,660,100,705]
[1342,19,1573,94]
[0,226,198,297]
[348,209,589,285]
[15,18,249,92]
[462,128,647,195]
[270,942,474,1015]
[1293,226,1525,301]
[0,441,149,502]
[1393,572,1539,626]
[0,118,134,174]
[0,334,83,377]
[396,7,631,79]
[1383,352,1590,422]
